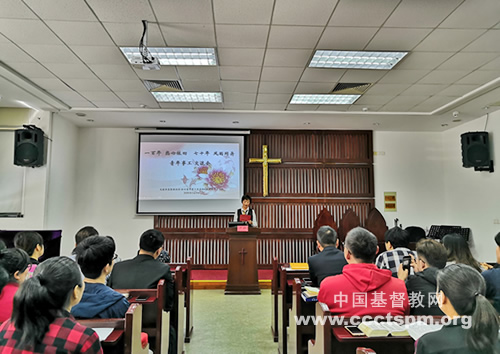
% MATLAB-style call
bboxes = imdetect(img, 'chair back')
[78,303,149,354]
[115,279,170,353]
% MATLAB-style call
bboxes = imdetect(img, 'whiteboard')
[0,131,24,214]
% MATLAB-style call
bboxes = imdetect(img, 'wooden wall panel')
[246,165,373,197]
[158,130,374,268]
[155,215,233,230]
[253,199,373,230]
[164,234,316,268]
[156,199,373,232]
[247,130,372,162]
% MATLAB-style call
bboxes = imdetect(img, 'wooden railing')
[156,199,374,269]
[163,234,316,269]
[156,199,374,231]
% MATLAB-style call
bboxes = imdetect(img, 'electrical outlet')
[494,219,500,225]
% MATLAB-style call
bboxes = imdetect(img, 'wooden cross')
[238,248,248,265]
[249,145,282,197]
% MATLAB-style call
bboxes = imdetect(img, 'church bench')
[170,256,194,343]
[277,264,310,354]
[78,303,148,354]
[117,267,187,353]
[271,256,281,342]
[171,266,186,354]
[115,278,172,354]
[308,303,446,354]
[289,278,316,354]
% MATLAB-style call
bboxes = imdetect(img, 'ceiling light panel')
[290,94,360,105]
[120,47,217,65]
[309,50,408,70]
[152,92,222,103]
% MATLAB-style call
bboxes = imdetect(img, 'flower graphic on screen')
[181,156,235,194]
[196,165,209,175]
[206,170,230,191]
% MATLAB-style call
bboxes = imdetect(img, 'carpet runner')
[191,269,273,289]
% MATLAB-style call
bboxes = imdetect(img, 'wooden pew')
[116,279,171,354]
[170,256,194,343]
[78,303,148,354]
[289,278,316,354]
[308,303,445,354]
[171,266,186,354]
[277,264,310,354]
[271,256,281,342]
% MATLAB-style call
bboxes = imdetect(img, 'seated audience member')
[375,227,415,277]
[416,264,500,354]
[109,229,176,354]
[0,248,30,323]
[308,226,347,286]
[75,226,99,243]
[318,227,409,316]
[398,239,447,315]
[13,231,44,278]
[71,236,129,319]
[70,226,99,261]
[109,229,173,305]
[157,249,171,264]
[442,233,483,272]
[482,232,500,313]
[0,257,102,353]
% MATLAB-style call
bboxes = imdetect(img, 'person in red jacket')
[318,227,409,317]
[0,248,30,323]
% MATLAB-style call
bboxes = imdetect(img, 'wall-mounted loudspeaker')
[460,131,493,172]
[14,127,45,167]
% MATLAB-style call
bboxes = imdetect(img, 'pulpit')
[225,227,261,295]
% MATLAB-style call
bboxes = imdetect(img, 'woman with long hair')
[0,248,30,323]
[416,264,500,354]
[0,256,102,353]
[442,233,483,272]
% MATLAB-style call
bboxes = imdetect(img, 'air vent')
[143,80,183,92]
[332,83,372,95]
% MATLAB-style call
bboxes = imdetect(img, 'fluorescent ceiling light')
[309,50,408,70]
[152,92,222,103]
[290,94,360,105]
[120,47,217,66]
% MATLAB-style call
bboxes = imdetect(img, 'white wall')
[0,109,51,230]
[4,112,498,262]
[373,131,445,231]
[441,111,500,262]
[45,115,79,255]
[73,127,153,259]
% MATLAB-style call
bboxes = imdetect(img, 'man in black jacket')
[109,229,173,307]
[109,229,176,354]
[398,238,447,315]
[308,226,347,286]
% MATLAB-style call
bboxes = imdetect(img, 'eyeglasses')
[113,253,118,261]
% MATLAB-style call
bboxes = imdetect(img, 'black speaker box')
[14,128,45,167]
[461,131,493,171]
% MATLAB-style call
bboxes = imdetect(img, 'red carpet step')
[191,269,273,290]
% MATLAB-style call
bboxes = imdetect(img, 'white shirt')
[233,208,258,227]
